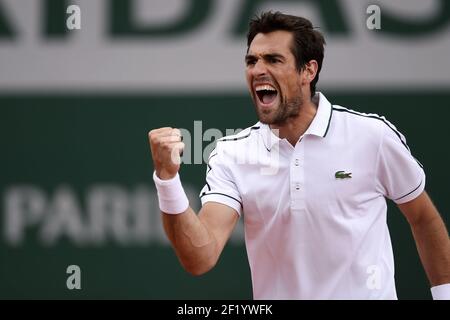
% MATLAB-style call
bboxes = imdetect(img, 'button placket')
[290,141,306,210]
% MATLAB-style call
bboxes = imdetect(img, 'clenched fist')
[148,127,185,180]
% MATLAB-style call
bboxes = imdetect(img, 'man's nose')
[251,60,267,76]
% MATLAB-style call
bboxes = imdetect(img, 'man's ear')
[303,60,318,85]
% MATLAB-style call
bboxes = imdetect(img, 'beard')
[255,94,303,125]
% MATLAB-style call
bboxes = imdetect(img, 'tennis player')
[149,12,450,299]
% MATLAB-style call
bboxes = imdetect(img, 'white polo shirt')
[199,92,425,300]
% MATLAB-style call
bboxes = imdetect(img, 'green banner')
[1,92,448,299]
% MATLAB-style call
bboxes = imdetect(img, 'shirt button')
[295,183,300,190]
[294,159,299,166]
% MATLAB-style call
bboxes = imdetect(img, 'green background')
[0,92,448,299]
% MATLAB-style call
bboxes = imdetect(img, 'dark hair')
[247,11,325,97]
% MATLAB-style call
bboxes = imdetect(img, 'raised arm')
[398,191,450,299]
[149,128,239,275]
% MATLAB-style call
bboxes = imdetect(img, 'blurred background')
[0,0,449,299]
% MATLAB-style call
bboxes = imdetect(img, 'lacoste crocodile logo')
[335,170,352,179]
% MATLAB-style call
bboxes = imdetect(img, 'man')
[148,12,450,299]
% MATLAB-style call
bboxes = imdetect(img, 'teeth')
[255,85,276,92]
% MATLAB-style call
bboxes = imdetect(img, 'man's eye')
[269,58,280,63]
[246,60,256,66]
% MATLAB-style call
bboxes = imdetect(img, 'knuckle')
[173,128,181,136]
[162,143,172,151]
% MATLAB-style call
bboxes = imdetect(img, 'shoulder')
[331,104,396,137]
[216,122,262,151]
[208,122,262,164]
[330,104,410,153]
[217,123,261,143]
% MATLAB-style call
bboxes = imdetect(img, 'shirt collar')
[260,92,333,151]
[305,92,333,138]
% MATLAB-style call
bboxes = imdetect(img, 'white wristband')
[431,283,450,300]
[153,171,189,214]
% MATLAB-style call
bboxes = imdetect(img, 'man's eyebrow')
[263,53,285,60]
[245,53,285,62]
[245,54,257,62]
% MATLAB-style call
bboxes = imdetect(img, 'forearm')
[162,207,219,275]
[149,128,237,275]
[410,214,450,286]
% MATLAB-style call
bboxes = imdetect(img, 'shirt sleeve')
[199,148,242,215]
[376,121,425,204]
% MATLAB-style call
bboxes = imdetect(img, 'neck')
[270,98,318,146]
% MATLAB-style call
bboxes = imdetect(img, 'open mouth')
[255,84,278,106]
